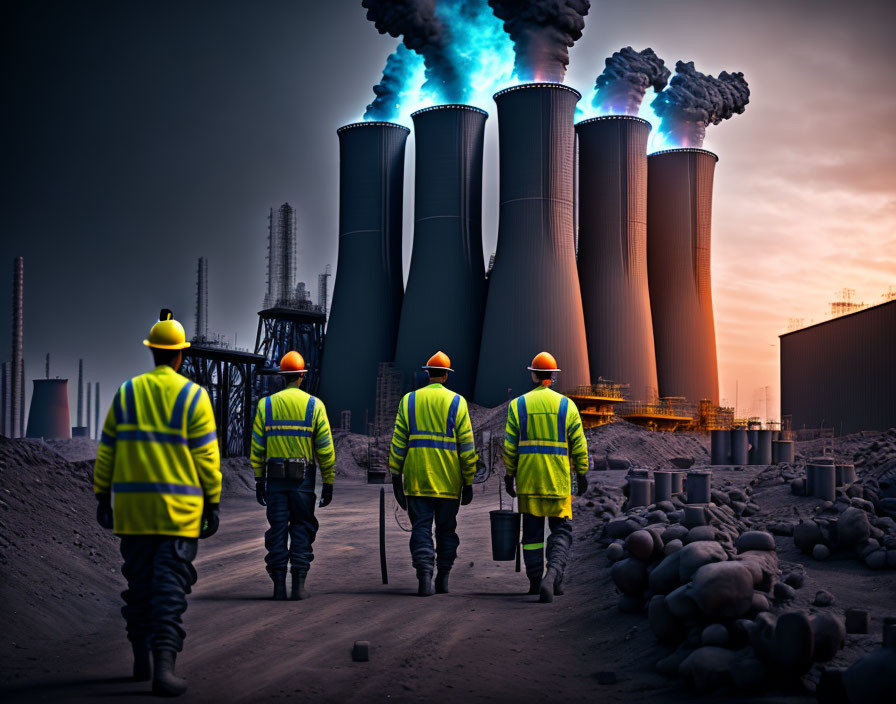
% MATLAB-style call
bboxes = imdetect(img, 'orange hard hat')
[278,351,306,374]
[422,350,453,372]
[528,351,560,372]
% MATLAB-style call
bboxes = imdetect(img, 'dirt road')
[2,477,681,703]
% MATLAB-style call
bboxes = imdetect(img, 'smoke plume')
[362,0,466,103]
[650,60,750,148]
[591,47,670,116]
[364,45,425,121]
[488,0,591,82]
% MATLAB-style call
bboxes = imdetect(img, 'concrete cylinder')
[772,440,794,464]
[836,464,856,486]
[684,505,706,528]
[813,464,836,502]
[654,471,673,503]
[710,429,731,465]
[686,470,712,504]
[747,429,759,464]
[755,430,773,465]
[629,478,653,508]
[25,379,71,439]
[730,428,749,465]
[671,471,685,494]
[805,464,816,496]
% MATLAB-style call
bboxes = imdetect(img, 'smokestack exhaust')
[475,84,590,405]
[319,122,409,433]
[393,105,488,397]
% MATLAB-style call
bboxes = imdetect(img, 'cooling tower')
[475,84,590,406]
[576,116,658,401]
[393,105,488,397]
[25,378,71,439]
[647,148,720,404]
[319,121,409,433]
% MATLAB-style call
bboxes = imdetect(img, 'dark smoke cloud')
[650,60,750,148]
[364,45,421,121]
[362,0,466,103]
[591,46,670,116]
[488,0,591,82]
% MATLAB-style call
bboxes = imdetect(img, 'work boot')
[435,569,450,594]
[417,570,434,597]
[554,573,564,596]
[271,570,287,601]
[132,641,151,682]
[291,570,310,600]
[539,567,559,603]
[527,574,541,595]
[151,650,187,697]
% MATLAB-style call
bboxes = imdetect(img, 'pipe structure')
[319,122,409,433]
[647,149,720,404]
[475,84,590,405]
[393,105,488,397]
[731,428,749,465]
[11,256,23,437]
[195,257,208,341]
[813,464,836,501]
[77,359,84,427]
[755,430,773,464]
[575,116,658,401]
[86,380,92,438]
[711,429,731,465]
[654,470,673,502]
[94,382,100,440]
[25,378,71,439]
[772,439,794,464]
[628,478,653,508]
[686,470,711,504]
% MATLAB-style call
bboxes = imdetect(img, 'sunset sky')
[1,0,894,422]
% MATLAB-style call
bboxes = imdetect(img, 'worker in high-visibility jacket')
[503,352,589,604]
[93,310,221,697]
[389,351,479,596]
[250,351,336,601]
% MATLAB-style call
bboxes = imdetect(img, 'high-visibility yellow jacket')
[93,365,221,538]
[389,383,479,499]
[249,386,336,483]
[503,385,588,500]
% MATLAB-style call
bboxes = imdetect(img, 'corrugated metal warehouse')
[780,299,896,435]
[392,105,488,397]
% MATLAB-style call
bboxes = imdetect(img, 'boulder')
[816,667,848,704]
[836,507,871,549]
[691,562,754,619]
[626,530,655,561]
[773,582,796,603]
[773,611,814,674]
[735,531,775,553]
[736,550,779,591]
[664,538,683,555]
[865,549,887,570]
[678,647,737,691]
[662,524,689,543]
[813,543,831,561]
[783,570,804,589]
[684,525,718,544]
[701,623,729,647]
[606,518,640,539]
[648,595,681,644]
[611,558,648,595]
[648,550,683,595]
[646,510,668,524]
[665,584,700,621]
[811,612,846,662]
[678,541,727,582]
[750,612,777,661]
[793,520,823,553]
[750,591,770,614]
[842,645,896,704]
[606,542,624,563]
[813,589,835,607]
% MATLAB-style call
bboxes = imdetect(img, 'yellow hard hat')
[143,310,190,350]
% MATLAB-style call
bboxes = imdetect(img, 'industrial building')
[780,299,896,435]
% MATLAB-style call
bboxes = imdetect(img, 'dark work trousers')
[521,514,573,580]
[264,472,318,576]
[406,496,460,573]
[119,536,198,653]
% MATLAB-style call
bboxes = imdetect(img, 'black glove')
[318,483,333,508]
[96,492,114,529]
[461,484,473,505]
[504,475,516,498]
[199,502,219,539]
[255,477,267,507]
[576,472,589,497]
[392,478,408,511]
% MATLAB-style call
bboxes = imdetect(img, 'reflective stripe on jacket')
[93,365,221,537]
[389,383,478,499]
[503,385,588,500]
[249,387,336,483]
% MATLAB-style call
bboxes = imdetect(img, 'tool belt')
[265,457,312,481]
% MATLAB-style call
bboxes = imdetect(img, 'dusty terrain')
[1,424,894,702]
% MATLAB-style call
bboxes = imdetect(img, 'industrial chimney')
[76,358,84,426]
[1,361,8,436]
[195,257,208,341]
[318,122,409,433]
[11,256,23,437]
[94,381,100,440]
[393,105,488,397]
[647,148,720,404]
[475,84,590,405]
[25,378,71,439]
[576,116,658,401]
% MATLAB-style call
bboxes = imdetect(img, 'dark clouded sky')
[2,0,895,423]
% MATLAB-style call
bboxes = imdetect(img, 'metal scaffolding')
[254,307,325,395]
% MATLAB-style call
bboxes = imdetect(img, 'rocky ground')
[0,424,894,702]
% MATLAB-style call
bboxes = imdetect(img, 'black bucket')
[489,510,521,561]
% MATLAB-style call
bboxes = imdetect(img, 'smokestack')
[576,116,658,400]
[475,84,590,405]
[393,105,488,397]
[77,358,84,426]
[25,378,71,439]
[265,204,297,308]
[94,381,100,440]
[45,353,50,379]
[86,379,92,438]
[195,257,208,341]
[11,256,23,438]
[1,361,7,436]
[647,148,720,404]
[319,122,409,433]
